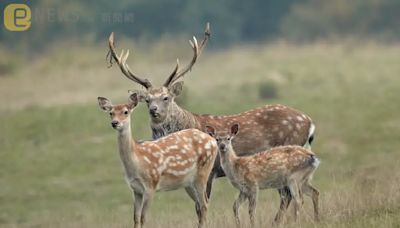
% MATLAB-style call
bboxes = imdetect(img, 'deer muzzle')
[111,120,119,129]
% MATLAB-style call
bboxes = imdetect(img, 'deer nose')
[111,120,119,128]
[219,143,226,151]
[149,105,158,113]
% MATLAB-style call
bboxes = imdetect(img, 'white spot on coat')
[143,156,151,164]
[204,141,212,150]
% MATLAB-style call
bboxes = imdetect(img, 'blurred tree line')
[0,0,399,50]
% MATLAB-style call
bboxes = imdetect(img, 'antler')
[107,32,152,89]
[163,22,211,87]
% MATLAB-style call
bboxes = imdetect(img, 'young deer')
[97,93,218,228]
[107,23,316,202]
[205,124,320,227]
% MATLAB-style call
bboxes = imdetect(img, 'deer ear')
[128,93,138,109]
[230,124,240,137]
[129,90,147,102]
[169,81,184,97]
[98,97,113,112]
[205,125,216,137]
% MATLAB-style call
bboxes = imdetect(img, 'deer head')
[206,124,240,154]
[107,23,210,124]
[97,93,139,131]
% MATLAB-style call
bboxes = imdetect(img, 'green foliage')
[1,0,399,52]
[0,0,297,50]
[282,0,400,41]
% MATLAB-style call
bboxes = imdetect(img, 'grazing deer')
[205,124,320,227]
[106,23,316,203]
[97,93,218,228]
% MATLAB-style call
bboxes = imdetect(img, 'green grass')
[1,42,400,227]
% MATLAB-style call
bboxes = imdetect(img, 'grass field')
[1,41,400,227]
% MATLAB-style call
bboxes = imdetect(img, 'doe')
[97,93,218,228]
[206,124,320,227]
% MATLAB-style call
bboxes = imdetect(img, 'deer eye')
[163,96,169,102]
[145,98,150,103]
[109,112,113,117]
[124,111,129,115]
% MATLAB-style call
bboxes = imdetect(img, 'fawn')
[97,93,218,228]
[205,124,320,227]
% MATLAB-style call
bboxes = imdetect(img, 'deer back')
[195,104,313,156]
[231,146,318,189]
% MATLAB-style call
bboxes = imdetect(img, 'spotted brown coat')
[98,93,217,228]
[206,124,320,226]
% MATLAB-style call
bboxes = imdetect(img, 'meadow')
[0,40,400,227]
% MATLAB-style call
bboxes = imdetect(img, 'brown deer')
[97,93,218,228]
[205,124,320,227]
[106,23,316,204]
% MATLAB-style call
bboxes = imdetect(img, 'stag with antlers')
[106,24,316,209]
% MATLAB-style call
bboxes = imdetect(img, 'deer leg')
[133,191,143,228]
[205,170,217,200]
[288,180,301,222]
[194,181,209,228]
[273,187,293,225]
[248,189,258,228]
[206,164,225,199]
[140,191,154,227]
[233,191,247,228]
[185,187,201,220]
[302,183,320,222]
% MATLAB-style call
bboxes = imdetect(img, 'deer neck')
[219,145,238,180]
[151,102,198,139]
[117,122,138,176]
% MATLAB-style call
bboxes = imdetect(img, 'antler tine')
[163,59,180,87]
[200,22,211,49]
[107,32,152,89]
[163,23,211,87]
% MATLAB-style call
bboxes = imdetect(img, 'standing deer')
[205,124,320,227]
[97,93,218,228]
[106,23,316,206]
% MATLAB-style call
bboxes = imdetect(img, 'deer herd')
[98,23,320,228]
